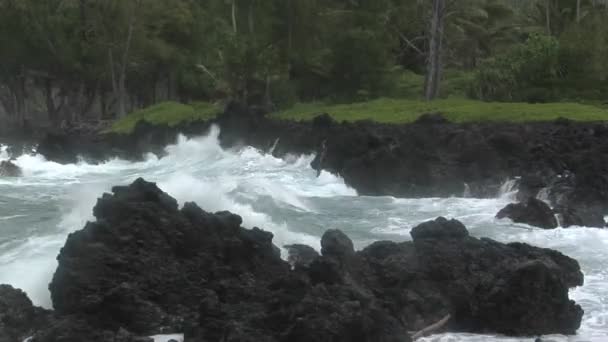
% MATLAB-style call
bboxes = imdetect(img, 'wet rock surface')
[0,285,49,342]
[33,104,608,223]
[513,173,606,228]
[1,179,584,341]
[0,160,21,177]
[496,197,558,229]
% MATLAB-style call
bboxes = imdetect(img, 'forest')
[1,0,608,131]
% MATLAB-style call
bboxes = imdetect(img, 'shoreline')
[4,102,606,227]
[26,103,608,225]
[0,179,586,341]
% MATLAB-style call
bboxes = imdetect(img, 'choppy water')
[0,126,606,341]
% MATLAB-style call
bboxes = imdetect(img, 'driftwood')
[410,314,451,340]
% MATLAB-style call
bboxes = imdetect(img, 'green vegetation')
[273,98,608,123]
[109,102,219,134]
[2,0,608,129]
[110,96,608,134]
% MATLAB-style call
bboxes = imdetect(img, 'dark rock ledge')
[1,179,584,341]
[34,104,608,223]
[496,197,559,229]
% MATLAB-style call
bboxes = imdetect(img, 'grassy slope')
[272,98,608,123]
[109,97,608,134]
[109,101,219,134]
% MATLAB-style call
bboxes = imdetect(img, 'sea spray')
[0,130,607,341]
[0,144,8,160]
[498,178,519,201]
[0,127,353,307]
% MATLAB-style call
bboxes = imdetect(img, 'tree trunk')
[108,47,118,104]
[80,82,97,120]
[425,0,445,101]
[15,70,28,128]
[286,0,293,75]
[79,0,87,40]
[545,0,552,35]
[248,0,255,34]
[576,0,581,23]
[116,16,135,118]
[44,79,69,126]
[167,71,175,101]
[231,0,238,34]
[100,90,107,120]
[0,84,16,120]
[44,78,59,125]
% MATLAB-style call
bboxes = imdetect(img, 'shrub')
[472,34,561,102]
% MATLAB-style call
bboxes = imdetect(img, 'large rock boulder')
[360,217,583,337]
[409,217,583,335]
[410,217,468,239]
[320,229,355,260]
[50,178,288,335]
[528,171,607,228]
[0,160,21,177]
[496,197,558,229]
[40,180,584,340]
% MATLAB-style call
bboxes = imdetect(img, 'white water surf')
[0,128,606,341]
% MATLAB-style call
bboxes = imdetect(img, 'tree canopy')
[1,0,607,128]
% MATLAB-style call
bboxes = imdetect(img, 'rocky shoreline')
[28,103,608,228]
[0,179,585,341]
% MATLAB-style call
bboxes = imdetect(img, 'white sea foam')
[498,178,519,201]
[150,334,184,342]
[0,144,8,160]
[0,127,353,308]
[0,129,606,341]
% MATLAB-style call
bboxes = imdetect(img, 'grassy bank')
[109,101,219,134]
[110,98,608,134]
[272,98,608,123]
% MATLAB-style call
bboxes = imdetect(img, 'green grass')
[109,97,608,134]
[109,101,219,134]
[271,97,608,123]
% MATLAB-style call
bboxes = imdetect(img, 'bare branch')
[410,314,451,340]
[391,27,425,56]
[196,63,219,84]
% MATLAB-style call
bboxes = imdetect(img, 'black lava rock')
[497,197,558,229]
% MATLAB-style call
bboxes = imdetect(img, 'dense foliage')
[1,0,608,128]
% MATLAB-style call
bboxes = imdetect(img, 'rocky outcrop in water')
[0,178,583,341]
[496,197,558,229]
[218,106,608,225]
[33,103,608,223]
[514,172,606,228]
[0,160,21,177]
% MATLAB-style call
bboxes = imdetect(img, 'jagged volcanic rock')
[27,179,583,341]
[497,197,559,229]
[49,178,287,335]
[0,285,49,342]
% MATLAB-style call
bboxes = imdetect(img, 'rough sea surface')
[0,128,606,341]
